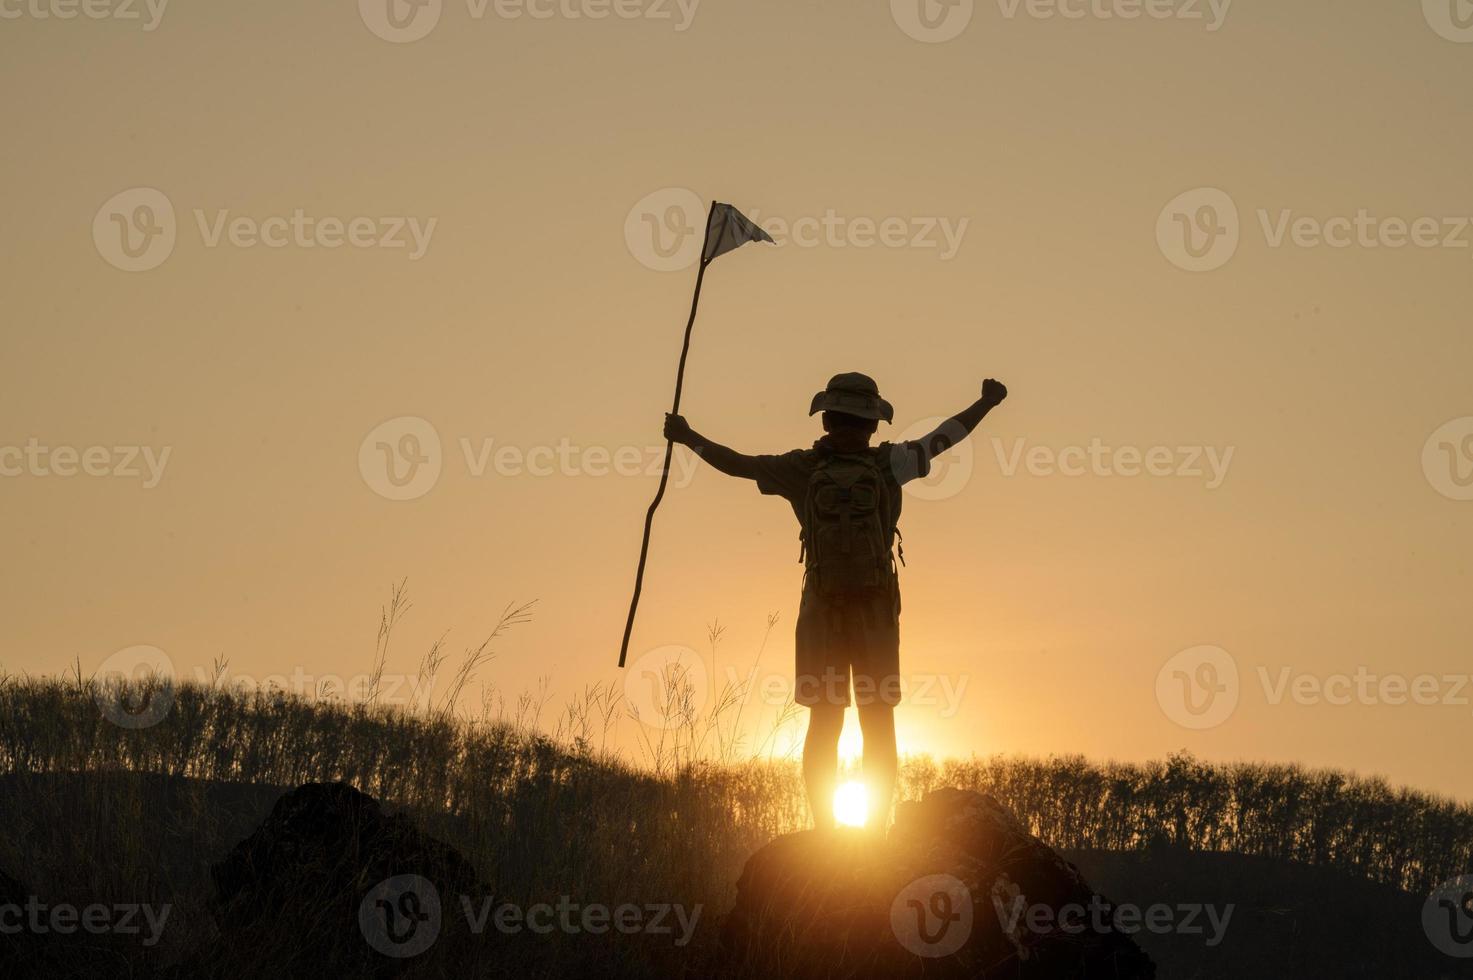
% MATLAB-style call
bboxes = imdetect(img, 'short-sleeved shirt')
[751,436,932,706]
[752,439,930,535]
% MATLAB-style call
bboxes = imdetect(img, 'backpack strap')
[872,447,903,572]
[837,482,853,554]
[800,454,828,567]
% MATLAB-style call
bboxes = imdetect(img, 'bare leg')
[858,701,897,833]
[803,704,844,830]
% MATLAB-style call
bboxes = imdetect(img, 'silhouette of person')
[665,372,1008,832]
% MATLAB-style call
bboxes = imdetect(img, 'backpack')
[799,449,901,598]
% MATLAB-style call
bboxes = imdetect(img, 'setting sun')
[833,781,869,828]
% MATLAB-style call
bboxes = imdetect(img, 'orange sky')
[2,1,1471,798]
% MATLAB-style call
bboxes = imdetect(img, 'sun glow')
[837,720,864,765]
[833,781,869,827]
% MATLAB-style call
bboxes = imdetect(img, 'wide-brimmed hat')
[808,372,894,423]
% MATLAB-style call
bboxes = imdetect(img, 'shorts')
[793,585,902,708]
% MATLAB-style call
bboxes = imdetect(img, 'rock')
[719,788,1155,978]
[206,781,490,979]
[718,829,901,975]
[891,789,1156,977]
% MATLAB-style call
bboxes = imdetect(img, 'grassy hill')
[1,674,1471,976]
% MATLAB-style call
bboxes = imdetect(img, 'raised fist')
[982,379,1008,405]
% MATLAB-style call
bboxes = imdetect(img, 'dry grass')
[1,587,1469,975]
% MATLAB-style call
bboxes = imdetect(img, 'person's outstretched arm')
[915,378,1009,465]
[664,413,762,480]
